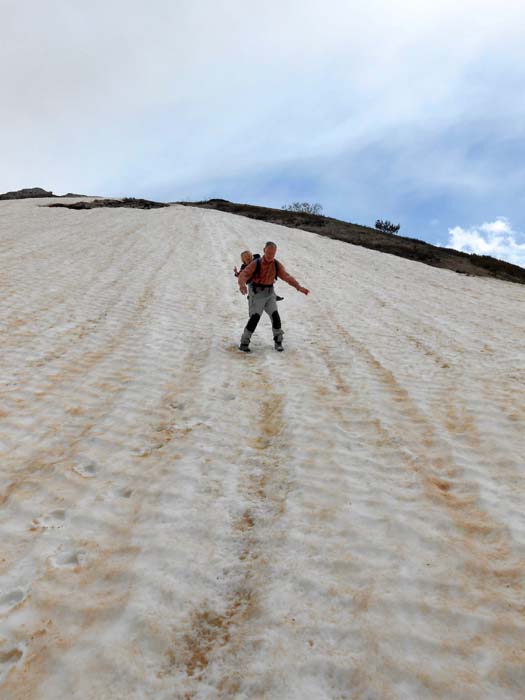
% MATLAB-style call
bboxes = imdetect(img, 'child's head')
[241,250,253,265]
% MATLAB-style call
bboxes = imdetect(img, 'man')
[234,249,284,301]
[237,241,310,352]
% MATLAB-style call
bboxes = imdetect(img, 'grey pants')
[240,286,283,346]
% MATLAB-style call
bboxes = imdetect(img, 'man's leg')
[240,291,266,350]
[264,291,284,347]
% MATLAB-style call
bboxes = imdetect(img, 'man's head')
[241,250,253,265]
[263,241,277,261]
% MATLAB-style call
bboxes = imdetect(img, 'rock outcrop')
[0,187,55,200]
[49,198,169,211]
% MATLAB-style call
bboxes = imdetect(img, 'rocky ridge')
[0,187,55,200]
[181,198,525,286]
[49,198,169,210]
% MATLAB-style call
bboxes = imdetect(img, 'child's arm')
[234,261,248,277]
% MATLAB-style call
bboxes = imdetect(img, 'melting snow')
[1,198,525,699]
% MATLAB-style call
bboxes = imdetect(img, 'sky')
[1,0,524,264]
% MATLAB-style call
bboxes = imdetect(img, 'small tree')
[282,202,323,216]
[375,219,400,235]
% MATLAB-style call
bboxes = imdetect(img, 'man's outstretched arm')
[277,261,310,295]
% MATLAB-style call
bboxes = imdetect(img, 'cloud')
[1,0,524,240]
[447,218,525,267]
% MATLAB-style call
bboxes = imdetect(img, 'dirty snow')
[1,198,525,699]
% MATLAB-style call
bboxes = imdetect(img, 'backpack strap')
[248,257,261,283]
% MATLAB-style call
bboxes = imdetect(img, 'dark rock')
[0,187,55,200]
[49,197,169,211]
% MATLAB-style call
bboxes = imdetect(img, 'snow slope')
[1,198,524,700]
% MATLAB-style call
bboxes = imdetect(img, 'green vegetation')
[282,202,323,215]
[375,219,400,235]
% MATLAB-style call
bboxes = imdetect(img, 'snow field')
[1,199,525,699]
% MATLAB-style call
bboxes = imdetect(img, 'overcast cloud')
[1,0,524,253]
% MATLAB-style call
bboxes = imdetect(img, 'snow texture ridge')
[1,198,524,699]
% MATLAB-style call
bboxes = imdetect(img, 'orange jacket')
[238,256,301,290]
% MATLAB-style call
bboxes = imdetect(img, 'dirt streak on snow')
[1,199,525,699]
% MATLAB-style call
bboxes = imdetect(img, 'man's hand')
[240,284,248,295]
[298,286,310,295]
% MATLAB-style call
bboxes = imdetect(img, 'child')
[234,250,283,301]
[233,250,259,277]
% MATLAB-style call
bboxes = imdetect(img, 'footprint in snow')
[72,458,97,478]
[30,509,66,531]
[0,646,24,682]
[0,588,27,613]
[52,549,87,568]
[117,487,133,498]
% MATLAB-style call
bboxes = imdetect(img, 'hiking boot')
[239,343,251,353]
[274,339,284,352]
[276,295,284,301]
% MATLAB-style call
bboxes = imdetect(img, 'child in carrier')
[234,250,283,301]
